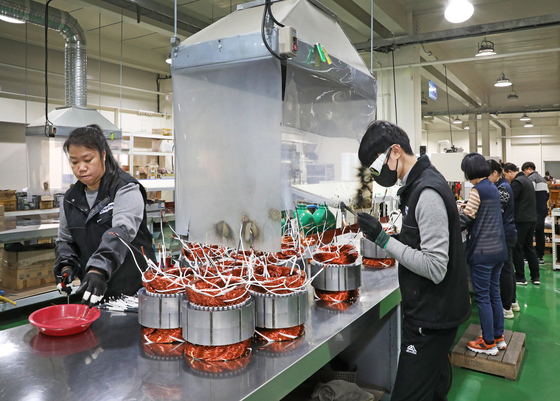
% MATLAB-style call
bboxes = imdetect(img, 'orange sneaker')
[467,336,498,355]
[495,335,507,350]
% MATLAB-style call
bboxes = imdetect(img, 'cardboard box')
[0,199,17,212]
[151,139,174,153]
[0,190,16,200]
[2,248,56,270]
[152,128,172,136]
[40,195,54,210]
[2,264,56,290]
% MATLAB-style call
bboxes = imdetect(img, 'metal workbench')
[0,268,400,401]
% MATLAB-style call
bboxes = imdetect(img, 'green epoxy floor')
[449,255,560,401]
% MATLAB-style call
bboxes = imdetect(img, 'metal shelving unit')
[552,209,560,270]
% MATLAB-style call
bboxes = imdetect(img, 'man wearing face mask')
[357,121,471,401]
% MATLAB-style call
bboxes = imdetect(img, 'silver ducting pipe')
[0,0,87,107]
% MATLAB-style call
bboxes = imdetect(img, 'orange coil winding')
[141,327,184,344]
[315,289,360,303]
[142,342,185,358]
[143,267,193,294]
[313,244,359,265]
[186,277,249,307]
[251,265,306,295]
[185,350,252,374]
[255,324,305,342]
[363,257,396,269]
[184,338,252,362]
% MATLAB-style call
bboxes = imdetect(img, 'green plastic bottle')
[293,203,315,236]
[314,204,336,233]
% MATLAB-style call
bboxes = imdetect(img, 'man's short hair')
[358,120,414,167]
[503,162,519,173]
[521,161,536,171]
[461,153,491,180]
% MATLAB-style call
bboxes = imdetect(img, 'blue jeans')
[471,261,504,343]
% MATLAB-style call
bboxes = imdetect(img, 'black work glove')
[77,269,107,307]
[55,266,75,295]
[357,212,391,249]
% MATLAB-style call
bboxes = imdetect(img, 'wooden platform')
[451,324,526,381]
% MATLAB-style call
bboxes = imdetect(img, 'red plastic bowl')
[29,304,100,336]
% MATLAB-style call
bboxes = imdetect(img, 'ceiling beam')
[426,105,560,117]
[331,0,392,38]
[354,13,560,53]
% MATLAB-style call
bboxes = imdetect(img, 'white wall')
[0,37,173,190]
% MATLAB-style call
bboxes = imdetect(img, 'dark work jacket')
[396,155,471,330]
[528,171,549,219]
[55,170,155,297]
[496,177,517,247]
[465,178,508,265]
[511,172,537,223]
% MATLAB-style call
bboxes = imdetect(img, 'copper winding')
[142,342,185,358]
[141,327,184,344]
[316,299,354,312]
[254,324,305,342]
[185,277,249,307]
[250,265,306,295]
[143,267,194,294]
[363,257,396,269]
[312,244,359,265]
[315,289,360,303]
[185,349,252,374]
[184,338,252,362]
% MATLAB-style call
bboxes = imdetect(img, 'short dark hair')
[488,159,503,175]
[358,120,414,167]
[63,124,121,184]
[461,152,491,180]
[503,162,519,173]
[521,161,536,171]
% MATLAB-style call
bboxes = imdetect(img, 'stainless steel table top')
[0,267,399,401]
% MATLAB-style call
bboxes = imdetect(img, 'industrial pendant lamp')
[524,121,534,128]
[445,0,474,24]
[507,87,519,100]
[165,54,172,64]
[494,73,512,87]
[464,124,470,130]
[0,15,25,24]
[520,113,531,121]
[476,38,496,57]
[453,116,462,124]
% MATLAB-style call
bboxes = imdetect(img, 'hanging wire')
[25,23,27,125]
[391,49,398,125]
[444,64,454,147]
[370,0,373,75]
[44,0,53,137]
[119,10,123,130]
[99,13,101,108]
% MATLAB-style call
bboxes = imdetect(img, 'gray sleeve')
[111,183,145,242]
[57,202,73,243]
[385,188,449,284]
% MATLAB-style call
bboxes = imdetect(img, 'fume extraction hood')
[172,0,376,251]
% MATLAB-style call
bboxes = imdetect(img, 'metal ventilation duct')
[0,0,87,108]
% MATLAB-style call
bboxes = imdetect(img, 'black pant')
[500,245,516,309]
[513,221,540,282]
[391,319,458,401]
[534,215,546,259]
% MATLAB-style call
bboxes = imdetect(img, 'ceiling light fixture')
[475,37,496,57]
[445,0,474,24]
[464,124,470,130]
[519,113,531,121]
[524,121,533,128]
[507,87,519,100]
[165,54,172,64]
[494,72,512,87]
[453,116,462,124]
[0,15,25,24]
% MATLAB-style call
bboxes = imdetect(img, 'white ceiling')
[0,0,558,124]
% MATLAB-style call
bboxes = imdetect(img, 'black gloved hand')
[357,212,390,248]
[55,266,75,295]
[77,269,107,307]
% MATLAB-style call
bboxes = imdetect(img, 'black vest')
[512,172,537,223]
[62,170,155,296]
[397,156,471,329]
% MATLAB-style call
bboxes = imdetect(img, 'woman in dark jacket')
[488,160,518,318]
[54,124,155,306]
[460,153,508,355]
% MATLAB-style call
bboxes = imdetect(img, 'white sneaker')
[495,335,507,350]
[503,308,514,319]
[511,302,520,312]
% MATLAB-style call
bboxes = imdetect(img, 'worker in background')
[488,160,519,319]
[544,171,553,181]
[522,162,549,265]
[459,154,507,356]
[54,124,156,306]
[357,121,470,401]
[503,163,540,286]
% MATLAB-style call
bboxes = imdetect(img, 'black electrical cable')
[44,0,53,137]
[444,64,454,147]
[267,0,285,27]
[391,49,398,125]
[261,0,284,61]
